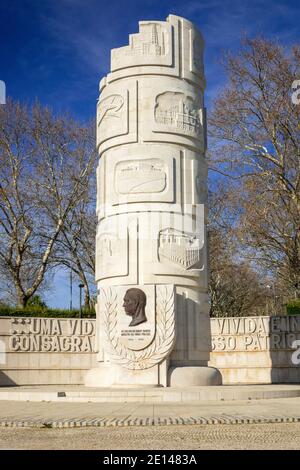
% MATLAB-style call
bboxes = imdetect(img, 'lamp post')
[70,270,73,311]
[266,283,277,315]
[79,283,84,319]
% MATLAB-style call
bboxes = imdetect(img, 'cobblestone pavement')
[1,423,300,449]
[1,396,300,449]
[1,397,300,427]
[1,396,300,428]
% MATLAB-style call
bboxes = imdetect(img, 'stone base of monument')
[85,363,167,388]
[85,368,159,388]
[85,365,222,388]
[1,384,300,403]
[168,366,222,386]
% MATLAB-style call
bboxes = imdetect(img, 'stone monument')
[85,15,222,387]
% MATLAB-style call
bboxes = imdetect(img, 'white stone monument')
[85,15,222,387]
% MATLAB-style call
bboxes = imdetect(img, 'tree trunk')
[16,290,29,309]
[84,284,91,309]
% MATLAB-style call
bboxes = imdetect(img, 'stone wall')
[0,317,97,386]
[209,316,300,383]
[1,315,300,386]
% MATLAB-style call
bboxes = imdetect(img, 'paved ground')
[1,423,300,449]
[1,396,300,428]
[1,396,300,449]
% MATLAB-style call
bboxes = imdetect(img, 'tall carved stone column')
[85,15,222,387]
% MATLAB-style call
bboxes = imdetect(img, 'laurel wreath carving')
[101,286,175,370]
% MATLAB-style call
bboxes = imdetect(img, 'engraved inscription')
[158,228,203,270]
[211,316,300,352]
[115,159,166,194]
[8,318,95,352]
[154,92,202,135]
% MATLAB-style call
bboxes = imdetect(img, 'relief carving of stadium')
[158,228,203,270]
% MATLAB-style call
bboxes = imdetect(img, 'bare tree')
[208,188,271,317]
[50,120,97,309]
[54,197,97,308]
[0,100,96,307]
[209,37,300,299]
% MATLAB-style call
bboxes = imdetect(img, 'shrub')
[286,299,300,316]
[25,295,48,310]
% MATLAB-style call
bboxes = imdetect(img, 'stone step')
[1,384,300,403]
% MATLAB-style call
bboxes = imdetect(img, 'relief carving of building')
[154,92,202,135]
[125,23,167,56]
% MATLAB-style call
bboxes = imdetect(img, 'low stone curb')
[0,415,300,428]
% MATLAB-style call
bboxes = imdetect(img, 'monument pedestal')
[168,366,222,387]
[85,360,169,388]
[86,15,221,389]
[85,365,222,387]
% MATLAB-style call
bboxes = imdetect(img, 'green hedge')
[286,299,300,316]
[0,306,95,318]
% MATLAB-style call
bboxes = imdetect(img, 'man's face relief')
[123,293,137,317]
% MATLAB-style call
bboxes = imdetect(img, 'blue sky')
[1,0,299,307]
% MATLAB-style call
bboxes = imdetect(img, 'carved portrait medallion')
[100,285,175,369]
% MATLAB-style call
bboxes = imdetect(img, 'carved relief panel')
[139,79,205,149]
[97,92,128,144]
[96,216,139,285]
[139,210,206,286]
[99,284,175,369]
[158,228,203,270]
[111,21,173,71]
[106,16,204,88]
[97,80,138,153]
[115,158,167,195]
[154,91,203,138]
[95,230,128,281]
[102,146,180,214]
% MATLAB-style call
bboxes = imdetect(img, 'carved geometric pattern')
[101,285,175,370]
